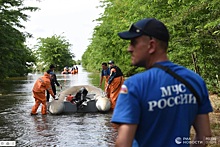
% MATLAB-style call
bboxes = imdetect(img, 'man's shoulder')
[126,71,148,81]
[126,67,170,82]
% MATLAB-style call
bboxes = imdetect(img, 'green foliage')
[82,0,220,93]
[75,60,81,65]
[0,0,38,80]
[35,35,74,71]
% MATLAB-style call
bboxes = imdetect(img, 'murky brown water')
[0,66,117,147]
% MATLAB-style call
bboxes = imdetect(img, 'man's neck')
[147,54,169,69]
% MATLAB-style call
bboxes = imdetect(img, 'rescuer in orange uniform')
[105,60,124,110]
[31,71,55,115]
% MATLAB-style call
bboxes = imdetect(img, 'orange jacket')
[66,95,74,102]
[33,72,54,100]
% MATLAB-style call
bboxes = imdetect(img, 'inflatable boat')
[48,85,111,115]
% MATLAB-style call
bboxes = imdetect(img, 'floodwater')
[0,65,117,147]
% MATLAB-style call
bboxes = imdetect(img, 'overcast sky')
[23,0,104,60]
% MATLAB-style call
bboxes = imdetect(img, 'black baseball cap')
[118,18,169,42]
[108,60,114,64]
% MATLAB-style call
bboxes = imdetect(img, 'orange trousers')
[31,98,47,115]
[109,76,124,110]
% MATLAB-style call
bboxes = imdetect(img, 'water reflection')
[33,115,49,133]
[0,65,117,146]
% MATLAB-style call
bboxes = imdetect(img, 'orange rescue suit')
[107,66,124,110]
[66,94,74,103]
[31,72,55,115]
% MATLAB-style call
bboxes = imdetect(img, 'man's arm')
[115,124,137,147]
[99,70,104,87]
[46,81,55,98]
[191,114,212,147]
[108,68,116,85]
[99,76,103,87]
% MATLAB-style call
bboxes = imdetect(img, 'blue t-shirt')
[101,68,110,77]
[111,61,213,147]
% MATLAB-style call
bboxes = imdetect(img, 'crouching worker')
[31,71,55,115]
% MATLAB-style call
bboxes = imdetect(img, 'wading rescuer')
[99,62,110,97]
[31,71,55,115]
[105,60,124,110]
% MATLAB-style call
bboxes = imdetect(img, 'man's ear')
[148,41,156,54]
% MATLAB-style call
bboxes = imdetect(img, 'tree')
[82,0,220,92]
[0,0,38,79]
[35,34,74,71]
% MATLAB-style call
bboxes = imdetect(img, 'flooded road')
[0,66,117,147]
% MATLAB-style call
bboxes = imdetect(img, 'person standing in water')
[99,62,110,97]
[46,64,62,102]
[31,71,55,115]
[105,60,124,110]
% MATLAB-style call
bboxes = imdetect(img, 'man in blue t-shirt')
[111,18,213,147]
[99,62,110,96]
